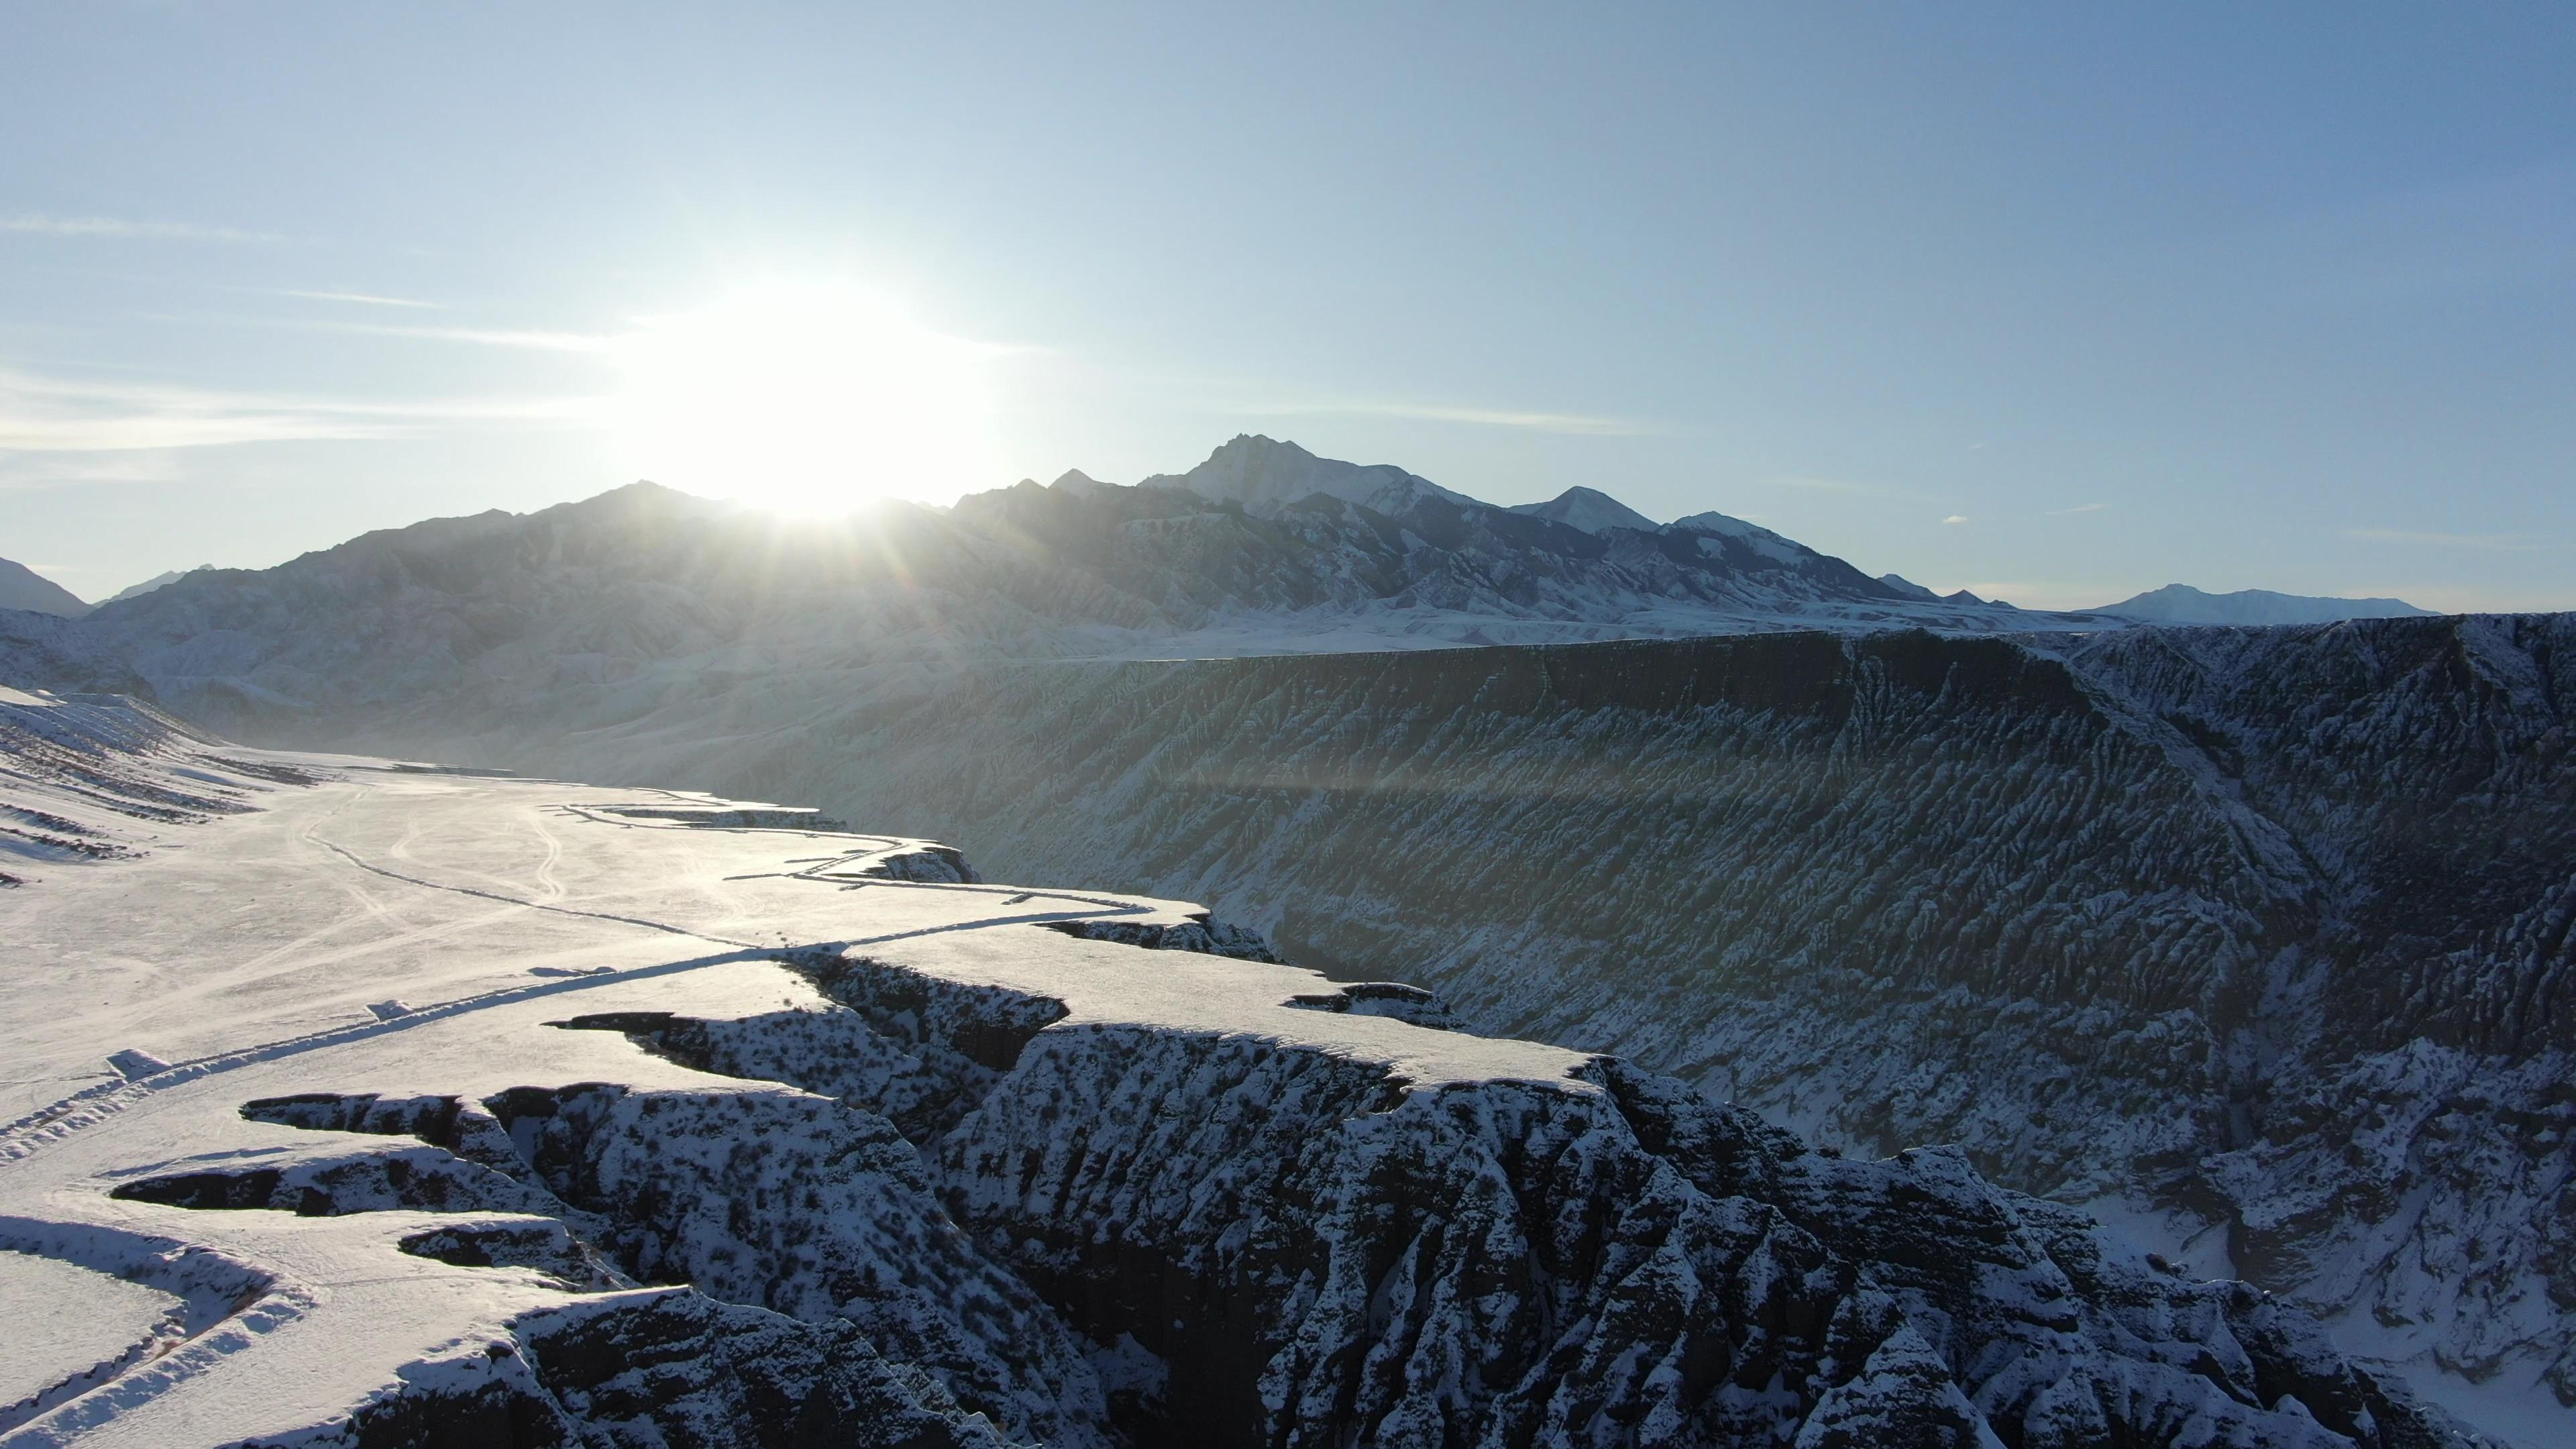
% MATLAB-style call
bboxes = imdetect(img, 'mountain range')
[1,435,2556,1439]
[1,434,2430,651]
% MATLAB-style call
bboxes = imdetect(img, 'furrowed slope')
[687,618,2576,1424]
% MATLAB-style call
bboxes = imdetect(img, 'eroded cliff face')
[683,619,2575,1411]
[126,947,2468,1448]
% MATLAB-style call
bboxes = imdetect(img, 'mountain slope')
[0,557,89,618]
[2103,584,2434,625]
[632,618,2574,1436]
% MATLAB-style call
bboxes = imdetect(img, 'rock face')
[96,951,2480,1447]
[664,617,2576,1418]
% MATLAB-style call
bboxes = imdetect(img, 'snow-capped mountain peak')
[1664,509,1811,566]
[1506,485,1658,535]
[1146,433,1477,517]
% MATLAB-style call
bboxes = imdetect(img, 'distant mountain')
[3,436,2124,759]
[101,564,215,605]
[2100,583,2433,625]
[1138,433,1477,517]
[0,557,89,618]
[1507,485,1658,534]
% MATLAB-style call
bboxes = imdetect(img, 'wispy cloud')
[1,213,284,244]
[1266,398,1647,436]
[0,368,600,457]
[273,317,612,352]
[2048,502,2108,516]
[271,289,445,310]
[2345,527,2542,552]
[131,309,616,354]
[1943,514,1970,525]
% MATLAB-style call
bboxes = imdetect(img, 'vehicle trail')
[0,803,1165,1166]
[530,807,565,902]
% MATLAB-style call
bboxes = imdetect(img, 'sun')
[606,282,1000,514]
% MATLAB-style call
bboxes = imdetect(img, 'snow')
[0,715,1576,1442]
[0,1252,181,1415]
[1666,509,1806,564]
[0,694,2492,1444]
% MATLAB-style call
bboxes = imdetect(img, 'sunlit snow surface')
[0,1253,181,1414]
[0,698,1580,1445]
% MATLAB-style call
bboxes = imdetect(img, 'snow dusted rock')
[1042,915,1283,961]
[0,724,2488,1444]
[708,616,2574,1431]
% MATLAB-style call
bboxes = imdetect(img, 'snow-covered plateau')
[0,688,2501,1446]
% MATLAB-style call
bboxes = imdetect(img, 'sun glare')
[608,283,999,514]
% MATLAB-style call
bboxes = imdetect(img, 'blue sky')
[3,4,2569,610]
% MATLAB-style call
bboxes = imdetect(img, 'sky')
[2,4,2570,612]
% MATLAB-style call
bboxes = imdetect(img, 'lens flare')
[608,283,998,513]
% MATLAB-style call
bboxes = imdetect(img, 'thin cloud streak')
[2,213,284,244]
[0,367,602,455]
[1263,398,1648,436]
[2345,527,2542,552]
[291,318,612,352]
[2048,502,2108,515]
[273,289,446,310]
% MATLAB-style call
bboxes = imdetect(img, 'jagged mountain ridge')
[98,566,213,606]
[612,615,2572,1434]
[4,438,2099,749]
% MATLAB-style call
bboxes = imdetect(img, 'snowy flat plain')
[0,717,1582,1444]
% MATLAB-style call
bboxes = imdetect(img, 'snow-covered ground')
[0,690,2501,1446]
[0,701,1575,1442]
